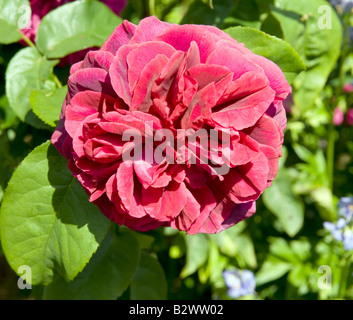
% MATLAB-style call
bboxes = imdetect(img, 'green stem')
[338,255,351,299]
[327,124,335,192]
[20,33,36,49]
[21,31,63,90]
[149,0,156,16]
[327,17,349,193]
[339,15,350,87]
[53,73,63,89]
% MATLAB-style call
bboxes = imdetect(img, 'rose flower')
[52,17,291,234]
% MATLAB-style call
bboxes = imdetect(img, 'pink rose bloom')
[333,107,344,126]
[21,0,126,65]
[52,17,291,234]
[282,94,293,114]
[347,108,353,125]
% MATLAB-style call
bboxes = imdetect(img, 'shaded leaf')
[181,0,235,27]
[130,252,167,300]
[41,229,139,300]
[0,141,112,285]
[181,234,209,278]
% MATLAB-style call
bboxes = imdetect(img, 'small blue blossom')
[223,269,256,299]
[323,197,353,251]
[343,229,353,250]
[338,197,353,219]
[323,220,346,241]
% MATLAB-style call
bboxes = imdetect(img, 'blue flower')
[323,219,346,241]
[223,269,256,299]
[338,197,353,219]
[323,197,353,251]
[343,229,353,250]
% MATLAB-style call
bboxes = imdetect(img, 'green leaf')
[256,260,292,286]
[181,234,209,278]
[310,187,335,221]
[205,240,228,287]
[292,144,313,162]
[5,47,59,129]
[271,0,342,110]
[30,86,68,127]
[0,95,18,130]
[0,0,31,44]
[290,238,311,261]
[41,229,140,300]
[209,221,246,257]
[233,235,257,269]
[268,237,298,263]
[36,0,122,59]
[288,264,312,295]
[260,13,283,39]
[130,252,167,300]
[0,141,112,285]
[128,229,155,250]
[224,26,305,84]
[222,0,261,29]
[181,0,236,27]
[262,168,304,237]
[208,222,257,269]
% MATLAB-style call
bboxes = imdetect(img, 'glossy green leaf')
[30,86,68,127]
[224,26,305,84]
[0,141,112,285]
[5,47,58,129]
[130,252,167,300]
[0,0,31,44]
[36,0,122,58]
[41,229,140,300]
